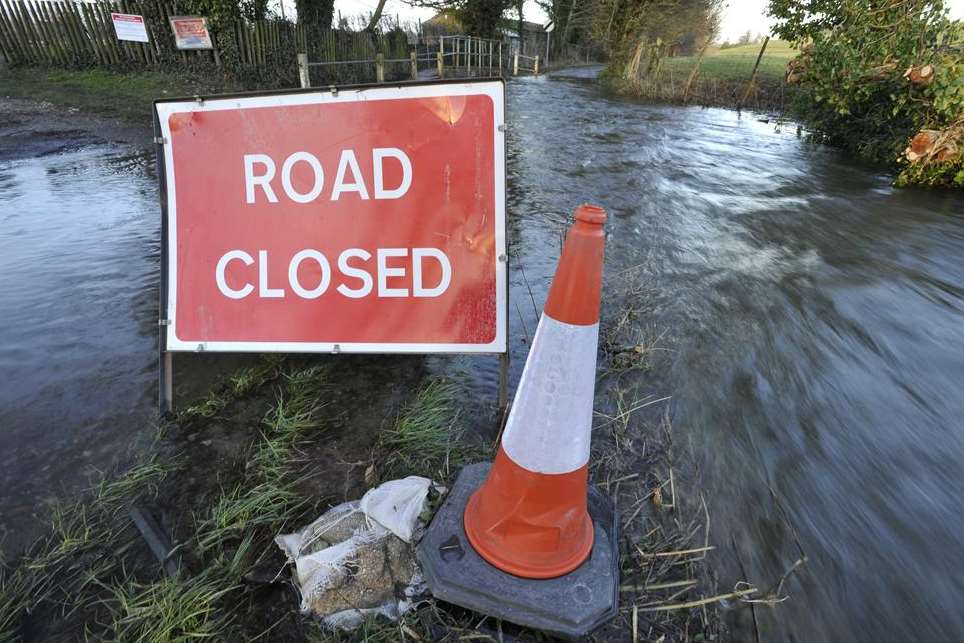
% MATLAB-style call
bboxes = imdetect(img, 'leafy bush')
[769,0,964,187]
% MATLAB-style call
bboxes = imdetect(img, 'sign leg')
[160,351,174,416]
[498,352,509,414]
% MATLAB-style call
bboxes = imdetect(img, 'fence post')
[437,50,443,78]
[513,53,519,76]
[297,53,310,88]
[467,37,472,75]
[410,50,417,80]
[534,55,539,74]
[375,52,385,82]
[499,42,503,75]
[739,36,770,110]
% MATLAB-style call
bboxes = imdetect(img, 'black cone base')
[416,463,619,640]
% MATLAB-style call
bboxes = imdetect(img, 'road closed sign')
[155,81,506,354]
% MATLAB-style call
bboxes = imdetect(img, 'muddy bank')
[0,96,149,159]
[2,321,724,642]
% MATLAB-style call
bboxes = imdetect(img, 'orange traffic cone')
[463,203,606,579]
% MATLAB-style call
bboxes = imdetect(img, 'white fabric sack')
[359,476,433,543]
[274,476,439,628]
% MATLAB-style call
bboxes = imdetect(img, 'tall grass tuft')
[196,365,327,551]
[0,451,180,638]
[379,378,465,482]
[103,535,256,642]
[0,567,31,642]
[104,572,238,642]
[181,358,285,420]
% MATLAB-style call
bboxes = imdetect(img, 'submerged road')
[2,75,964,640]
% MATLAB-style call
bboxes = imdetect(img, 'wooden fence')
[0,0,409,79]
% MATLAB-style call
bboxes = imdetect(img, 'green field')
[660,39,796,83]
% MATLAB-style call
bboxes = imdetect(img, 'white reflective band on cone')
[501,314,599,475]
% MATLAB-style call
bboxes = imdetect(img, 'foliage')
[462,0,513,38]
[600,0,723,82]
[769,0,964,188]
[412,0,511,38]
[296,0,335,30]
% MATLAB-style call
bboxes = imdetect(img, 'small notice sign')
[169,16,213,50]
[111,13,149,43]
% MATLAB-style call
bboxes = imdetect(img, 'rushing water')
[2,76,964,640]
[504,73,964,641]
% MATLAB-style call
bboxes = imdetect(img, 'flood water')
[0,136,160,552]
[2,76,964,640]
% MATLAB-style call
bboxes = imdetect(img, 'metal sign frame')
[153,78,509,413]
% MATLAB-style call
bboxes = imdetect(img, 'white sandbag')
[274,477,439,628]
[359,475,433,543]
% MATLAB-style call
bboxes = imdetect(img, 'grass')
[0,307,751,642]
[228,358,283,397]
[196,365,326,551]
[660,40,796,84]
[0,567,31,642]
[102,535,258,642]
[0,363,323,640]
[610,39,798,110]
[0,67,223,122]
[103,572,238,642]
[0,449,179,642]
[1,356,488,641]
[180,358,283,421]
[378,378,468,482]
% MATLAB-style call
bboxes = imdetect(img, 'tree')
[240,0,269,20]
[598,0,722,81]
[296,0,335,29]
[365,0,389,31]
[411,0,512,38]
[766,0,843,42]
[517,0,524,52]
[769,0,964,187]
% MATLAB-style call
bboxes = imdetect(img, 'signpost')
[111,13,149,43]
[154,80,508,412]
[169,16,213,50]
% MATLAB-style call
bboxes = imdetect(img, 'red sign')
[156,82,506,353]
[169,16,213,50]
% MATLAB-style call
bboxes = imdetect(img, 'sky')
[274,0,964,41]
